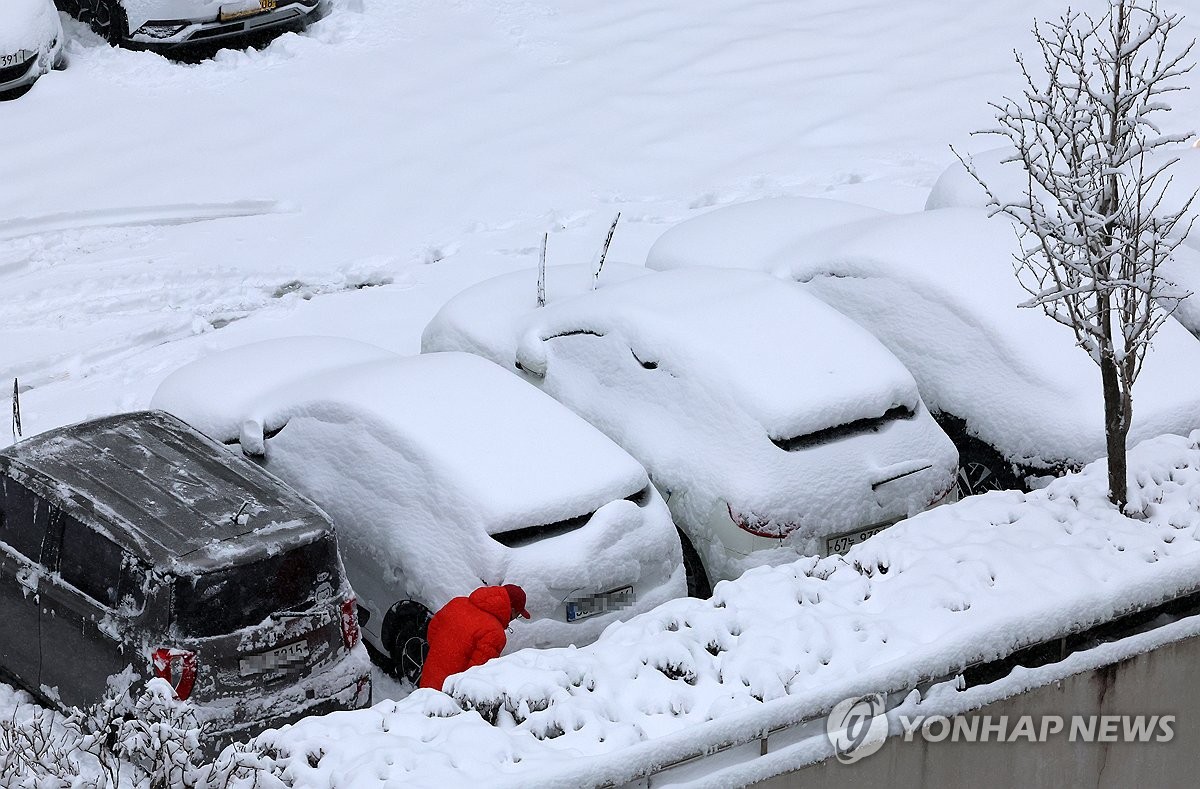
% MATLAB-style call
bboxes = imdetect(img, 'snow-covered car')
[646,200,1200,493]
[152,340,685,681]
[60,0,327,52]
[0,411,372,746]
[0,0,63,98]
[422,265,959,594]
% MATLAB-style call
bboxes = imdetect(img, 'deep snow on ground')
[7,0,1199,444]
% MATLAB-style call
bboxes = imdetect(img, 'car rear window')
[172,535,341,638]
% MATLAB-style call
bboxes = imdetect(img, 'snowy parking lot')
[4,0,1200,785]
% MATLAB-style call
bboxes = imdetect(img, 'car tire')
[678,528,712,599]
[953,441,1021,498]
[87,0,128,45]
[384,600,432,685]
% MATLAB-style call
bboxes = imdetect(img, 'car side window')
[58,515,122,608]
[0,476,49,561]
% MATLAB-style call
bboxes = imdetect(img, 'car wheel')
[678,529,712,599]
[88,0,128,45]
[386,600,432,685]
[953,443,1021,498]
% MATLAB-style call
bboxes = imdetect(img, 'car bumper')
[197,642,372,751]
[0,43,58,96]
[126,0,328,53]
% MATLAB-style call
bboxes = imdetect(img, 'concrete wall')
[752,633,1200,789]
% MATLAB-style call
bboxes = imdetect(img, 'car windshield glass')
[172,535,340,638]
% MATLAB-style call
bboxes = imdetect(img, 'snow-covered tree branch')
[960,0,1197,509]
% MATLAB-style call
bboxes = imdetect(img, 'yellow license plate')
[219,0,277,22]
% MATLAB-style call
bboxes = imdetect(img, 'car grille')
[0,54,34,84]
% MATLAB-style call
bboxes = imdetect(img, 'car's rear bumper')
[197,642,372,751]
[126,0,327,54]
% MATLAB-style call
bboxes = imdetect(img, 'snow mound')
[646,196,887,273]
[220,431,1200,788]
[925,144,1200,246]
[151,336,398,445]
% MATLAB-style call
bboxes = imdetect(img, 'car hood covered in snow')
[155,342,678,640]
[425,265,956,579]
[426,265,920,443]
[648,202,1200,470]
[0,0,60,57]
[154,341,648,535]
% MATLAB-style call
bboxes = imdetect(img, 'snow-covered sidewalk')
[216,431,1200,788]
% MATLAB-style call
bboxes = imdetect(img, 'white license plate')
[219,0,277,22]
[239,639,309,676]
[0,51,30,70]
[566,586,634,622]
[824,523,891,556]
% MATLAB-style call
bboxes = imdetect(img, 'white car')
[60,0,327,52]
[647,200,1200,493]
[0,0,63,98]
[152,339,684,680]
[422,265,959,594]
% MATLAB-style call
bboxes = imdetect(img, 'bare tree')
[962,0,1196,509]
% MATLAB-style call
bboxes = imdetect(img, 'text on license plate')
[1,51,30,69]
[566,586,634,622]
[239,640,309,676]
[825,523,891,556]
[219,0,277,22]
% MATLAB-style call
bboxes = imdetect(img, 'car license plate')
[824,522,892,556]
[239,639,309,676]
[566,586,634,622]
[219,0,277,22]
[0,50,30,69]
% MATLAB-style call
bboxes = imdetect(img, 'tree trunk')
[1099,350,1129,509]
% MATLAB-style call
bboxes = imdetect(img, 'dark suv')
[0,411,371,744]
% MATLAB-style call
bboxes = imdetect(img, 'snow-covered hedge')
[215,431,1200,788]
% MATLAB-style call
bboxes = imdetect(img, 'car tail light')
[341,598,361,649]
[727,504,798,539]
[151,648,198,701]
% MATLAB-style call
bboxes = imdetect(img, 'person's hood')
[468,586,514,626]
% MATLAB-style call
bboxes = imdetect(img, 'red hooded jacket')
[419,586,521,692]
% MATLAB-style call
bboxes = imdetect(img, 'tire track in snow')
[0,200,292,241]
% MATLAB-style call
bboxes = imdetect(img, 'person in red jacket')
[418,584,531,692]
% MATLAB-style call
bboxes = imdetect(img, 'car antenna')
[11,378,21,441]
[537,232,548,307]
[591,213,621,291]
[232,499,251,527]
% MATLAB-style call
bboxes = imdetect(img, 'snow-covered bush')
[0,675,210,789]
[0,705,82,788]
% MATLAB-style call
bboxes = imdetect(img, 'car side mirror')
[240,418,266,457]
[514,329,549,378]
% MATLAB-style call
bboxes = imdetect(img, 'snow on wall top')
[647,202,1200,469]
[425,264,919,442]
[0,0,59,56]
[235,431,1200,788]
